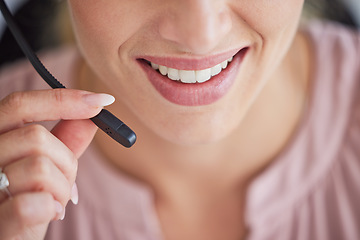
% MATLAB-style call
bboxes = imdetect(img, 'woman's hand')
[0,89,114,240]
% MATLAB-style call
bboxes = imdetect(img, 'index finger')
[0,89,115,134]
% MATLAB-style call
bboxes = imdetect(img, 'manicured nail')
[71,183,79,205]
[83,93,115,107]
[54,201,63,214]
[54,201,65,220]
[60,208,66,221]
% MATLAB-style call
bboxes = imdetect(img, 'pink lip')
[137,48,242,70]
[137,48,248,106]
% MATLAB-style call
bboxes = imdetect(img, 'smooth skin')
[0,0,311,239]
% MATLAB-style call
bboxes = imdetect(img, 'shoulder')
[304,21,360,184]
[304,20,360,54]
[247,21,360,239]
[304,21,360,79]
[0,46,81,99]
[304,21,360,239]
[303,21,360,143]
[302,21,360,152]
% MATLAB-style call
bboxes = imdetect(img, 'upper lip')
[136,47,245,70]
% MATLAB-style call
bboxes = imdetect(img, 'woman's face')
[68,0,304,145]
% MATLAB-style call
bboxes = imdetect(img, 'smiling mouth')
[137,47,248,106]
[143,56,234,84]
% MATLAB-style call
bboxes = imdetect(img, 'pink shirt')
[0,21,359,240]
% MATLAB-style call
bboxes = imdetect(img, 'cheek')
[231,0,304,80]
[68,0,146,71]
[69,1,115,51]
[237,0,304,36]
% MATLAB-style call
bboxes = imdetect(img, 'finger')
[0,124,77,182]
[51,119,98,159]
[0,157,71,206]
[0,192,61,240]
[0,89,115,134]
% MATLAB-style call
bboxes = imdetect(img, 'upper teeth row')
[150,57,233,84]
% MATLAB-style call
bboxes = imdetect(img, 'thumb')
[51,119,98,159]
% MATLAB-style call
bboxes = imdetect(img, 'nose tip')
[159,2,232,55]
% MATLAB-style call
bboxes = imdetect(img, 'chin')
[160,131,229,147]
[150,114,240,147]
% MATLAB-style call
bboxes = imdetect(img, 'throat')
[154,181,248,240]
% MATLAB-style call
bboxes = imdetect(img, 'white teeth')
[221,60,228,69]
[211,64,222,76]
[151,62,159,70]
[159,65,168,75]
[180,70,196,83]
[196,68,211,83]
[149,56,234,83]
[168,68,180,81]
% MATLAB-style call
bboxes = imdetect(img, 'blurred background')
[0,0,360,67]
[0,0,70,66]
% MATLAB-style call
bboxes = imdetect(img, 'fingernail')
[60,208,66,221]
[54,201,63,214]
[54,201,65,220]
[83,93,115,107]
[71,183,79,205]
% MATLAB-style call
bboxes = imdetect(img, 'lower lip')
[138,48,248,106]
